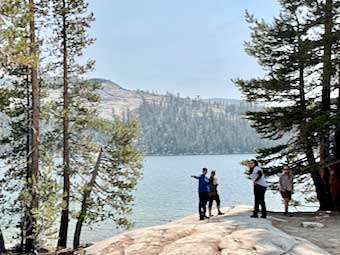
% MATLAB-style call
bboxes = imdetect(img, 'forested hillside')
[120,93,272,155]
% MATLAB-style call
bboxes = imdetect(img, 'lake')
[2,154,317,246]
[78,154,317,245]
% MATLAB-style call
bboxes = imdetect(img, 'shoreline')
[142,153,256,157]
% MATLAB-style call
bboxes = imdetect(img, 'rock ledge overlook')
[86,205,330,255]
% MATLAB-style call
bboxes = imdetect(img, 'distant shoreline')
[142,152,256,157]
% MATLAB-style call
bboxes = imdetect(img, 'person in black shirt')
[249,159,268,218]
[208,170,224,217]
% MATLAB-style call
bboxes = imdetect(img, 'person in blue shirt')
[191,168,210,220]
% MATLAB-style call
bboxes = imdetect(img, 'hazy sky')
[85,0,279,99]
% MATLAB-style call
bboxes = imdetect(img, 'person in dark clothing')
[191,168,210,220]
[248,159,268,218]
[208,170,224,217]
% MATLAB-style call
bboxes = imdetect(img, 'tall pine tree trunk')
[332,64,340,211]
[73,148,102,250]
[297,45,327,211]
[23,68,32,252]
[26,0,40,251]
[318,0,334,211]
[0,229,5,253]
[58,0,70,248]
[329,163,340,211]
[300,67,329,210]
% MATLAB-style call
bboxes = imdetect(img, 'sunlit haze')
[85,0,279,99]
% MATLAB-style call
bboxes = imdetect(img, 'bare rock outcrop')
[86,205,330,255]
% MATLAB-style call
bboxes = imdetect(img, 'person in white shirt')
[248,159,268,218]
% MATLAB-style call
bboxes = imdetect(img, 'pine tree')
[0,0,61,250]
[0,0,35,250]
[49,0,95,248]
[307,0,336,211]
[234,0,340,211]
[1,0,145,249]
[333,59,340,211]
[324,0,340,211]
[234,1,330,208]
[26,0,40,250]
[73,118,143,249]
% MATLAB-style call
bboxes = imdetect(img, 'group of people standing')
[191,168,224,220]
[192,160,294,220]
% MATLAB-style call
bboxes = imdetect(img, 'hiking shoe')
[204,215,210,219]
[250,214,258,218]
[218,212,224,215]
[261,215,267,219]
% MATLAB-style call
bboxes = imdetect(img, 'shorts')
[208,194,221,208]
[280,191,292,200]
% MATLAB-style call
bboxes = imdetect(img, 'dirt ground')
[269,211,340,255]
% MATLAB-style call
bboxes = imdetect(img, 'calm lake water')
[2,154,317,246]
[78,154,308,245]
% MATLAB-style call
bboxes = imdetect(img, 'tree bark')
[73,148,102,250]
[23,68,32,252]
[26,0,40,251]
[300,72,329,210]
[318,0,334,211]
[329,163,340,211]
[57,0,70,248]
[332,63,340,212]
[0,229,5,253]
[296,37,328,211]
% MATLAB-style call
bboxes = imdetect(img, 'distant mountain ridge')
[91,78,246,118]
[92,78,163,118]
[1,77,268,155]
[89,78,269,155]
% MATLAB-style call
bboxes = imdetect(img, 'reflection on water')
[2,154,317,246]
